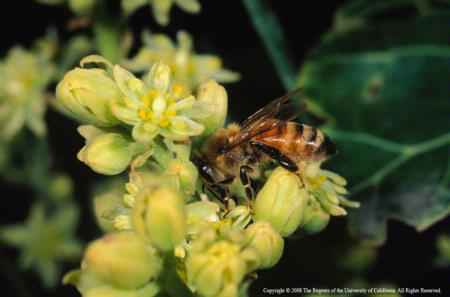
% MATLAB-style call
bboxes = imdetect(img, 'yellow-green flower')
[0,203,82,288]
[123,31,239,94]
[0,46,55,140]
[304,162,359,216]
[186,228,257,297]
[122,0,201,26]
[110,59,209,142]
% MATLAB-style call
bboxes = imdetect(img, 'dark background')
[1,1,448,296]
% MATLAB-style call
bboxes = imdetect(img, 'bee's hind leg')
[250,141,305,187]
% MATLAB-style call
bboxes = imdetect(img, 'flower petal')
[80,55,114,76]
[167,95,195,112]
[175,0,201,13]
[142,31,175,51]
[151,0,172,26]
[113,65,148,102]
[177,101,212,119]
[132,121,159,143]
[166,116,204,138]
[109,101,140,125]
[176,31,193,52]
[146,60,172,95]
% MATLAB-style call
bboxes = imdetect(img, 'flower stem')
[242,0,295,90]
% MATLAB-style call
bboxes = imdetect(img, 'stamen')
[149,89,158,100]
[114,215,131,230]
[141,95,151,105]
[159,119,169,127]
[166,109,176,117]
[138,108,147,120]
[172,83,184,97]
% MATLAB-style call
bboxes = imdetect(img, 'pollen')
[114,215,131,230]
[172,83,184,97]
[139,109,153,121]
[123,194,135,207]
[138,108,147,120]
[149,89,158,100]
[317,175,327,184]
[174,246,186,258]
[168,100,176,106]
[159,119,169,127]
[141,95,151,105]
[166,109,176,117]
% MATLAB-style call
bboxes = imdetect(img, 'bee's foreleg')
[240,165,254,202]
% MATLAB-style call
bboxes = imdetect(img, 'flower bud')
[186,229,246,297]
[253,167,309,237]
[227,205,252,229]
[63,270,160,297]
[245,221,284,269]
[84,283,159,297]
[164,159,198,195]
[83,232,162,289]
[93,189,125,232]
[56,67,121,126]
[186,200,220,235]
[77,125,147,175]
[131,187,187,251]
[195,80,228,137]
[298,197,330,235]
[69,0,95,15]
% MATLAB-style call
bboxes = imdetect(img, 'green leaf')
[297,0,450,245]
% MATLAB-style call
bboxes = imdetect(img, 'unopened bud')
[83,232,162,289]
[195,80,228,137]
[164,159,198,195]
[77,125,147,175]
[56,67,120,126]
[298,197,330,235]
[131,187,187,251]
[93,189,124,232]
[245,221,284,269]
[253,167,308,237]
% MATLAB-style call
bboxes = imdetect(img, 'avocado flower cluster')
[56,55,221,175]
[57,55,359,297]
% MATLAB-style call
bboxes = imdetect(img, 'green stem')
[325,129,404,152]
[94,18,123,63]
[242,0,333,121]
[404,133,450,155]
[242,0,295,90]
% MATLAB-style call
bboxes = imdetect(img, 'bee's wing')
[221,88,307,153]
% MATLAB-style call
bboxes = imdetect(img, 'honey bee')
[193,88,337,207]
